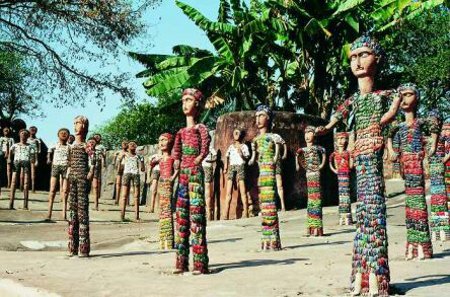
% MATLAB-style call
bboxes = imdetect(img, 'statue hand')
[174,160,180,170]
[389,152,398,163]
[315,126,327,136]
[87,171,93,181]
[428,146,436,157]
[194,155,202,165]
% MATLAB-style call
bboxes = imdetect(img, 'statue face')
[87,139,96,149]
[158,135,170,152]
[128,142,137,152]
[336,135,347,149]
[182,94,198,116]
[58,130,69,143]
[19,131,29,142]
[3,127,10,136]
[255,111,269,129]
[233,129,242,141]
[121,141,128,150]
[74,118,85,136]
[400,89,417,112]
[29,127,37,136]
[304,131,314,144]
[94,134,101,143]
[349,46,377,78]
[68,135,75,144]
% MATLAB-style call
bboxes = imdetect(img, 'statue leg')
[150,179,158,212]
[9,170,18,209]
[68,178,79,256]
[7,161,12,188]
[223,178,233,220]
[23,167,30,209]
[31,163,36,193]
[78,177,90,257]
[174,168,190,274]
[47,176,58,220]
[115,174,122,205]
[62,177,69,221]
[133,176,140,221]
[92,177,99,211]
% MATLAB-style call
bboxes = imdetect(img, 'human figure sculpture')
[223,129,250,219]
[113,140,128,204]
[329,132,353,226]
[296,126,326,236]
[442,119,450,208]
[388,83,435,260]
[152,133,178,249]
[426,111,450,242]
[119,141,145,221]
[249,104,282,251]
[315,35,401,296]
[46,128,71,221]
[68,134,75,145]
[9,129,37,210]
[172,88,210,274]
[27,126,41,193]
[67,116,94,257]
[390,120,402,179]
[0,127,14,189]
[147,151,161,212]
[272,133,287,211]
[202,130,217,221]
[91,133,106,211]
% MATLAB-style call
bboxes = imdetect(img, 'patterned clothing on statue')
[202,148,216,183]
[158,156,175,249]
[226,144,249,181]
[272,133,285,175]
[442,120,450,209]
[149,154,161,181]
[172,124,210,273]
[49,143,71,178]
[390,118,435,258]
[10,143,35,173]
[68,142,92,256]
[298,145,325,235]
[329,150,352,225]
[0,136,14,157]
[93,144,106,178]
[254,133,282,250]
[428,132,450,241]
[333,90,397,296]
[121,154,142,187]
[27,138,41,154]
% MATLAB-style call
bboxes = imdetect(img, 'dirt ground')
[0,180,449,297]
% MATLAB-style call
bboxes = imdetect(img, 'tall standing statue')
[172,88,210,274]
[67,116,94,257]
[316,35,401,296]
[92,133,106,211]
[202,130,217,221]
[442,119,450,208]
[223,128,250,219]
[272,133,287,211]
[427,110,450,242]
[119,141,145,221]
[113,140,128,204]
[46,128,71,221]
[249,104,282,251]
[27,126,41,193]
[388,83,435,260]
[9,129,37,210]
[329,132,353,226]
[0,127,14,189]
[152,133,178,249]
[296,126,326,236]
[147,151,161,212]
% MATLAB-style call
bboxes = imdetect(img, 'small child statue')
[388,83,436,260]
[119,141,145,221]
[68,134,75,145]
[88,134,105,210]
[67,116,94,257]
[249,104,282,251]
[9,129,37,210]
[0,127,15,188]
[202,130,217,221]
[296,126,326,236]
[46,128,71,220]
[152,133,178,249]
[329,132,353,225]
[113,140,129,204]
[27,126,41,193]
[172,88,210,274]
[223,128,250,219]
[147,151,162,212]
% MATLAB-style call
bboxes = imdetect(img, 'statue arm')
[273,142,280,163]
[329,153,337,174]
[249,142,257,166]
[319,147,326,170]
[317,98,352,135]
[196,125,211,165]
[282,143,288,160]
[380,92,401,126]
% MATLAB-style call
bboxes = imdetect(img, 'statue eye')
[360,51,371,58]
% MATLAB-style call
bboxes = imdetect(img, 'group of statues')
[1,34,450,296]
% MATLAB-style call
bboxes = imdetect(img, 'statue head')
[19,129,30,142]
[58,128,70,144]
[127,141,137,153]
[29,126,38,136]
[121,140,129,151]
[86,137,97,155]
[398,83,420,113]
[93,133,102,144]
[335,132,348,149]
[255,104,273,130]
[68,134,75,144]
[181,88,204,117]
[73,115,89,137]
[159,133,174,152]
[349,34,383,78]
[233,128,245,142]
[2,127,11,137]
[304,125,316,144]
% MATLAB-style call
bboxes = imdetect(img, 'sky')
[23,0,219,145]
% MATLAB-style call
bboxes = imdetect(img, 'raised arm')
[380,92,401,126]
[316,97,352,135]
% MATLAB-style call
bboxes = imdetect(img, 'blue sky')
[24,0,219,145]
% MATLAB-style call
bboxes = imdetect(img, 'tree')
[0,0,161,106]
[0,50,42,122]
[131,0,445,119]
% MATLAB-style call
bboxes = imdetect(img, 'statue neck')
[75,134,85,144]
[186,115,196,128]
[405,110,416,124]
[358,76,375,95]
[259,126,268,135]
[306,142,313,147]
